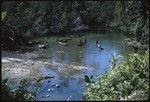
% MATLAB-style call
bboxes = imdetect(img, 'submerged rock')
[52,84,55,86]
[42,96,46,98]
[55,84,60,88]
[48,89,51,91]
[48,88,54,92]
[46,94,50,97]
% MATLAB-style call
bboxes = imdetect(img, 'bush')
[84,50,149,101]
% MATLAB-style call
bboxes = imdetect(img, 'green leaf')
[84,75,91,83]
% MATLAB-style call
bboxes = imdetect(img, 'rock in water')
[55,84,60,88]
[46,94,50,97]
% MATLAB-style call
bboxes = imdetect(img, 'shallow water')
[2,30,133,101]
[33,31,133,101]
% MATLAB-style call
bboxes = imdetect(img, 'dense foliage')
[2,1,149,50]
[111,1,149,44]
[84,50,149,100]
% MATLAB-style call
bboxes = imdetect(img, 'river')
[2,30,134,101]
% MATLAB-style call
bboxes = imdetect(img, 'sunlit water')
[34,31,133,101]
[2,30,133,101]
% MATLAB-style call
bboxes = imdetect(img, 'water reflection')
[35,32,133,101]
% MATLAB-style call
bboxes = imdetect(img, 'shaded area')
[1,1,149,51]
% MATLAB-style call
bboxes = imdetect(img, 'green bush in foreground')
[84,50,149,101]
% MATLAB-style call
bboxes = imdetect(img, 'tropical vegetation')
[1,0,149,101]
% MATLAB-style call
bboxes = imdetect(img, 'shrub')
[84,50,149,101]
